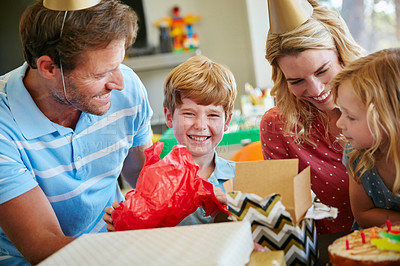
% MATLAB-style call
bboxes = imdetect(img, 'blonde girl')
[332,48,400,228]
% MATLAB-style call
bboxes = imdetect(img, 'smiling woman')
[276,49,342,112]
[260,0,365,235]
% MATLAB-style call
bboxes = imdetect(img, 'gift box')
[39,221,254,266]
[224,159,337,266]
[224,159,311,224]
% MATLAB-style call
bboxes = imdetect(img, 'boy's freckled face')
[165,98,230,157]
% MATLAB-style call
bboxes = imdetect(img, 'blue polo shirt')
[0,63,152,264]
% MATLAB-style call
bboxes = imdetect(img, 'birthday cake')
[328,225,400,265]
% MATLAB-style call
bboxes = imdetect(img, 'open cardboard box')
[223,158,319,265]
[224,158,312,224]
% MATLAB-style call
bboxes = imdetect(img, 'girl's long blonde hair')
[266,0,365,146]
[331,48,400,195]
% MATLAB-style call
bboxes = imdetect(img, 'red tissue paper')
[111,141,229,231]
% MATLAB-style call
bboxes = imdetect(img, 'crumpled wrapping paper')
[111,141,229,231]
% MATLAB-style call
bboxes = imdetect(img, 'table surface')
[316,232,348,265]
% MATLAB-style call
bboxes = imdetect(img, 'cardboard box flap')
[293,166,311,222]
[229,159,311,224]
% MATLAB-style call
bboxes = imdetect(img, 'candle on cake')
[387,219,392,232]
[361,230,366,244]
[371,227,376,239]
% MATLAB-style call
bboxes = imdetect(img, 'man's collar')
[8,63,73,139]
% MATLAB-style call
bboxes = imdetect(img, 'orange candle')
[361,230,366,244]
[346,238,350,250]
[371,227,376,239]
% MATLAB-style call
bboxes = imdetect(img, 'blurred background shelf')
[123,50,200,128]
[158,127,260,159]
[123,50,198,72]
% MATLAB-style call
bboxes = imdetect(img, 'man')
[0,0,153,264]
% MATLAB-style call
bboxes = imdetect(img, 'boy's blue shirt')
[178,151,235,226]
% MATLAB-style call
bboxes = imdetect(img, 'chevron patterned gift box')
[227,191,317,266]
[223,159,337,265]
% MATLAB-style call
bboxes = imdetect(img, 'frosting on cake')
[328,226,400,265]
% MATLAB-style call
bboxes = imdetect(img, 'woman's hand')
[102,201,121,232]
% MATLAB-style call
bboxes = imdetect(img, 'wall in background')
[0,0,29,74]
[136,0,272,125]
[0,0,273,127]
[246,0,272,89]
[144,0,272,88]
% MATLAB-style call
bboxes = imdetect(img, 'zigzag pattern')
[227,192,318,266]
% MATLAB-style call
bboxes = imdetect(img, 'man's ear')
[164,107,173,128]
[224,112,232,132]
[36,56,58,79]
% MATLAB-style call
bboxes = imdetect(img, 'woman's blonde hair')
[331,48,400,195]
[163,55,237,120]
[266,0,365,146]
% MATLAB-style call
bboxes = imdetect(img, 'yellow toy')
[154,6,201,53]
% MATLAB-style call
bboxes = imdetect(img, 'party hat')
[267,0,313,34]
[43,0,101,11]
